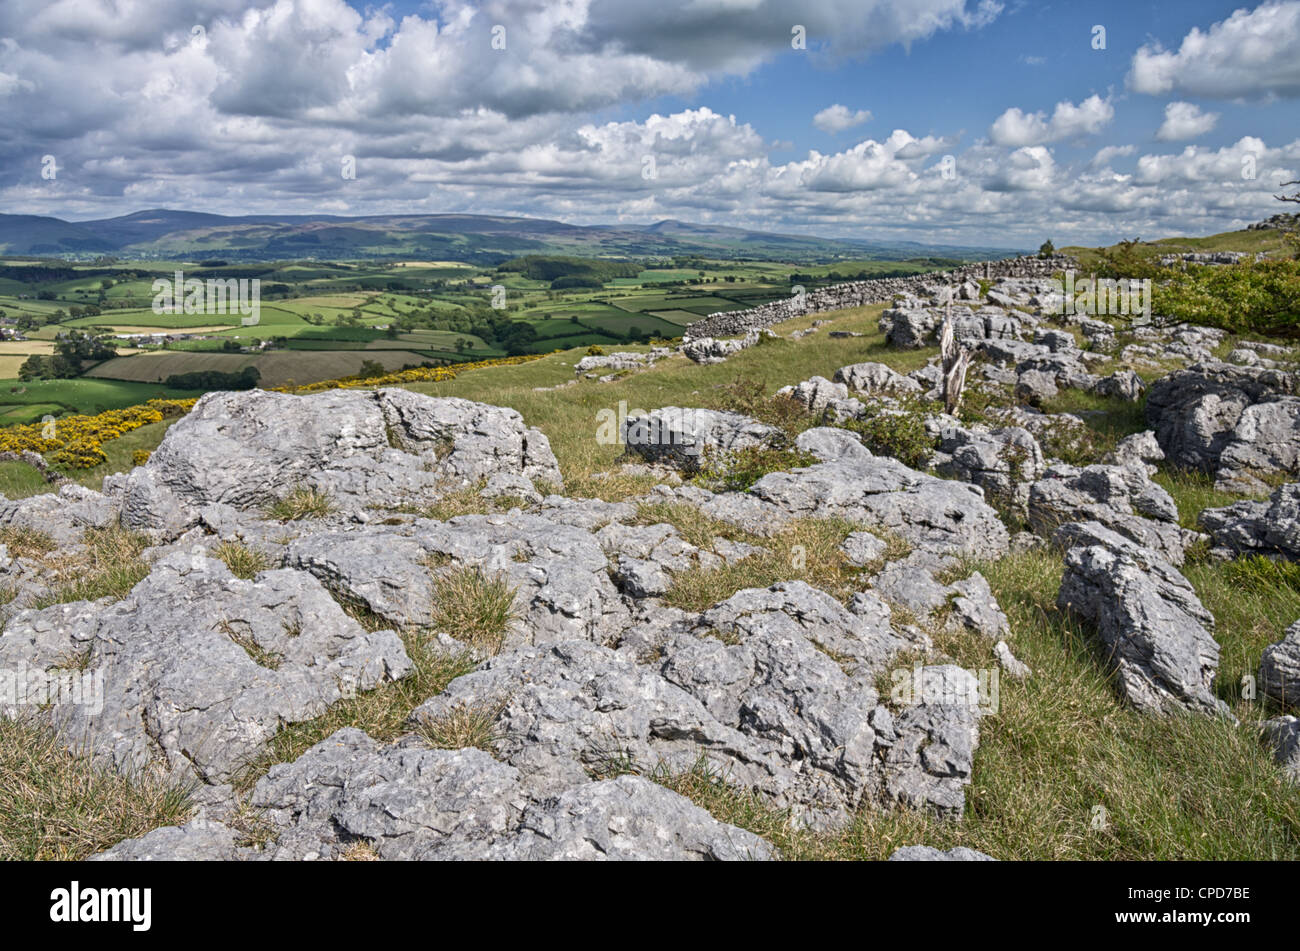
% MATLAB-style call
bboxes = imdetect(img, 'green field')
[0,378,204,425]
[85,349,439,387]
[0,250,959,414]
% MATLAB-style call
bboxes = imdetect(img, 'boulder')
[884,308,938,349]
[1263,716,1300,785]
[750,429,1010,560]
[888,845,997,861]
[1260,619,1300,710]
[288,513,632,648]
[834,362,923,396]
[932,424,1045,509]
[1104,430,1165,475]
[0,551,411,784]
[104,389,562,539]
[1029,463,1200,565]
[1145,362,1299,488]
[1200,483,1300,562]
[622,407,783,473]
[1055,521,1227,716]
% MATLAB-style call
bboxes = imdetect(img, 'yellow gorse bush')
[0,353,548,469]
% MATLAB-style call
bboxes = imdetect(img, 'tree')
[358,359,386,379]
[1038,239,1055,258]
[17,354,47,381]
[1277,180,1300,260]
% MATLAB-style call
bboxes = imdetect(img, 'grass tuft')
[212,541,273,579]
[430,564,520,655]
[265,485,336,521]
[415,698,508,752]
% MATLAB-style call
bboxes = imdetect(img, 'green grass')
[0,378,202,425]
[1154,467,1263,529]
[213,541,274,579]
[0,460,51,497]
[430,564,520,655]
[265,485,336,521]
[31,525,151,608]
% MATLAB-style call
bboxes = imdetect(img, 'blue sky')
[0,0,1297,246]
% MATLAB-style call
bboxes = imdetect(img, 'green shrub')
[694,444,817,492]
[714,376,817,438]
[840,399,935,470]
[1153,260,1300,336]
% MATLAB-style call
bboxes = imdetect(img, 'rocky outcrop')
[1104,430,1165,475]
[0,551,411,784]
[95,729,774,861]
[104,388,562,540]
[932,424,1045,509]
[1029,463,1201,565]
[834,362,923,396]
[1145,362,1300,492]
[684,255,1074,340]
[622,407,783,473]
[1055,522,1227,716]
[1199,483,1300,562]
[1260,620,1300,710]
[288,513,632,648]
[888,845,997,861]
[750,428,1010,559]
[681,330,772,365]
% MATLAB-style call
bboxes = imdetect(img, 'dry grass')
[430,564,520,655]
[235,622,478,792]
[340,840,381,861]
[413,482,531,521]
[0,524,58,560]
[0,717,192,860]
[631,500,747,549]
[415,698,508,752]
[219,619,284,671]
[33,524,150,608]
[661,517,890,612]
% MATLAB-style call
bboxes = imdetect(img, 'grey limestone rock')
[1055,521,1227,716]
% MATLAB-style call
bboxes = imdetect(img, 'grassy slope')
[1063,226,1288,271]
[3,289,1298,859]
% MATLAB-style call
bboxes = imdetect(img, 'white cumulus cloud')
[988,95,1114,146]
[813,104,873,133]
[1128,1,1300,100]
[1155,102,1220,141]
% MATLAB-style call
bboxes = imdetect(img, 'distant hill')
[0,209,1025,265]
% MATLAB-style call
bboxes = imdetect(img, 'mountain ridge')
[0,208,1026,264]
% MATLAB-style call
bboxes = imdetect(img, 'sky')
[0,0,1298,247]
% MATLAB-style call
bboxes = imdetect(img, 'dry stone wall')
[684,255,1076,339]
